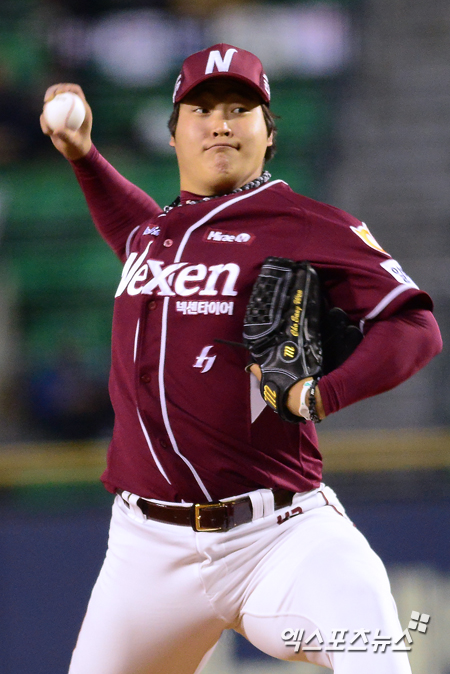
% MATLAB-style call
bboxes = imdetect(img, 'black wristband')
[308,379,322,424]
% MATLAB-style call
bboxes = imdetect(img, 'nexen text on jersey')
[116,251,240,298]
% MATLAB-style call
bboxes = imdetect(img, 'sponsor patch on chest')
[204,228,255,244]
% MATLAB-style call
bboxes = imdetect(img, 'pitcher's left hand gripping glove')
[243,257,323,423]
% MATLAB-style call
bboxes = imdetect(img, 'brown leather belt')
[118,489,296,532]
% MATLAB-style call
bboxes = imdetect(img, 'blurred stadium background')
[0,0,449,672]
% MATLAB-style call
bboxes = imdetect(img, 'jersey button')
[163,239,173,248]
[140,374,151,383]
[159,439,168,448]
[148,300,157,311]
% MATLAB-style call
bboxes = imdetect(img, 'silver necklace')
[163,171,271,213]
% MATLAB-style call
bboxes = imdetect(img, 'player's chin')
[208,165,243,193]
[210,150,236,171]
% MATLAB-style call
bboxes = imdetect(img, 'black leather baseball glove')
[243,257,363,423]
[243,257,323,423]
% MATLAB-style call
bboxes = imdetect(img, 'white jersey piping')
[359,283,417,332]
[174,180,285,263]
[157,181,283,499]
[133,318,140,363]
[125,225,141,259]
[159,296,212,501]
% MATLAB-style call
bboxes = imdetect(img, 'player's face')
[170,80,273,196]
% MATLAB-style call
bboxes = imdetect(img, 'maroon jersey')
[93,176,431,503]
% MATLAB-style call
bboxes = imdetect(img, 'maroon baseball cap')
[173,44,271,104]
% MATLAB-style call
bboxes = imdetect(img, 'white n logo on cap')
[205,48,237,74]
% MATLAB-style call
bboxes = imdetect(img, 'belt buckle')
[193,502,227,532]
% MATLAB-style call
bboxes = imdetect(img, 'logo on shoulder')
[380,260,418,287]
[204,228,255,244]
[350,222,389,255]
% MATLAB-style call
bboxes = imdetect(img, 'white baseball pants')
[68,485,412,674]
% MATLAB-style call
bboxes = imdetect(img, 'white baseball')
[44,92,86,131]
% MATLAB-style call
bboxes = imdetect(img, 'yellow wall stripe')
[0,429,449,487]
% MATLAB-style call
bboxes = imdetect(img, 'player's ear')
[267,131,273,147]
[169,135,176,147]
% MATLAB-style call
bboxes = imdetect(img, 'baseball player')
[41,44,442,674]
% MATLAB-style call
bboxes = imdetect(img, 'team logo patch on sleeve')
[350,222,389,255]
[380,260,418,287]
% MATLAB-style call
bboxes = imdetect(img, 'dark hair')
[168,103,278,162]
